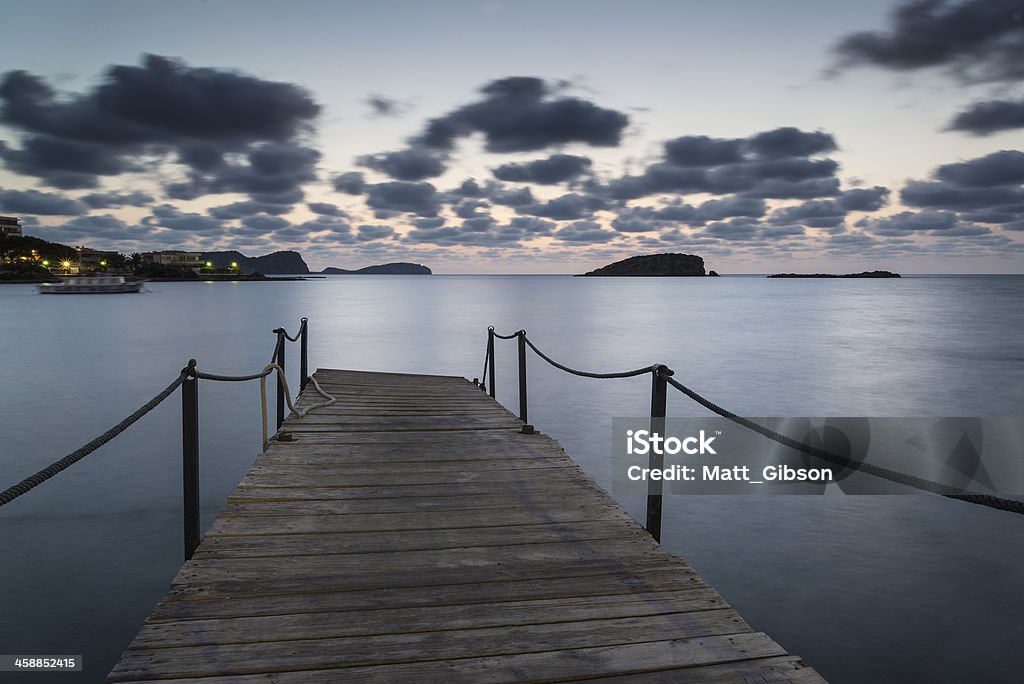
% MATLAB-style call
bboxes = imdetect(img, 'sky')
[1,0,1023,274]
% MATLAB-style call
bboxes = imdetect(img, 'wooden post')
[181,361,200,560]
[646,366,669,543]
[487,328,496,399]
[274,331,285,430]
[517,331,528,423]
[300,318,309,392]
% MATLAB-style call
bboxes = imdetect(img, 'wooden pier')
[109,369,823,682]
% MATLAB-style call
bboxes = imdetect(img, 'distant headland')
[322,263,431,275]
[767,271,901,278]
[579,253,714,277]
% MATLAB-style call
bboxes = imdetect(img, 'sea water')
[1,274,1022,682]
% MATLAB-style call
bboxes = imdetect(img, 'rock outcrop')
[767,271,901,278]
[580,253,707,277]
[321,262,432,275]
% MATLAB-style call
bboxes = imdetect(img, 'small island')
[321,262,432,275]
[767,271,901,278]
[578,253,710,277]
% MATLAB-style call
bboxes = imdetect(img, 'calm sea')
[1,274,1022,682]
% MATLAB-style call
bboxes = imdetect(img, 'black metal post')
[517,331,528,423]
[487,327,496,399]
[274,331,285,430]
[646,365,670,543]
[300,317,309,392]
[181,361,200,561]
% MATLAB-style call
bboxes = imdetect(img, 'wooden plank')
[109,633,791,682]
[128,590,735,648]
[149,567,708,621]
[110,615,766,680]
[110,368,824,683]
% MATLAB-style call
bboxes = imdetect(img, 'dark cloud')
[365,181,440,217]
[404,214,554,246]
[79,190,153,209]
[366,94,404,117]
[830,0,1024,83]
[746,127,838,158]
[165,141,318,203]
[492,154,593,184]
[453,198,489,218]
[596,127,841,201]
[858,210,962,236]
[769,199,846,228]
[415,76,629,152]
[486,184,535,207]
[517,193,606,220]
[703,218,760,241]
[947,97,1024,135]
[552,220,617,243]
[147,204,224,234]
[333,171,366,195]
[240,214,289,232]
[206,200,290,219]
[0,55,320,197]
[307,202,348,217]
[357,148,446,181]
[839,186,891,211]
[0,188,86,214]
[663,136,744,167]
[357,224,395,241]
[935,149,1024,186]
[902,180,1024,208]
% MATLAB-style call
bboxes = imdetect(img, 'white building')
[0,216,22,237]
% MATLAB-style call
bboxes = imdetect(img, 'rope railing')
[0,317,330,560]
[484,327,1024,539]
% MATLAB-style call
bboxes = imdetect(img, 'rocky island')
[579,253,710,277]
[767,271,901,278]
[321,262,432,275]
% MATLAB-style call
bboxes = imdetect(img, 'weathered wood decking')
[109,369,823,682]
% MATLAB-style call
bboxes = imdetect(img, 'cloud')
[596,127,841,201]
[517,192,606,220]
[333,171,367,195]
[307,202,348,217]
[414,76,629,152]
[858,210,962,236]
[357,224,394,240]
[947,97,1024,135]
[79,190,154,209]
[830,0,1024,83]
[552,219,618,243]
[769,199,846,228]
[935,149,1024,187]
[357,147,446,181]
[0,188,86,214]
[492,154,593,184]
[365,181,441,217]
[0,55,320,196]
[365,94,405,117]
[207,200,292,219]
[147,204,224,234]
[839,186,891,211]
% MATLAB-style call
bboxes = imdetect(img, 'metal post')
[646,365,670,543]
[300,317,309,392]
[181,360,200,561]
[274,331,285,430]
[487,327,496,399]
[517,331,528,423]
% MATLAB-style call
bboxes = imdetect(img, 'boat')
[38,275,143,294]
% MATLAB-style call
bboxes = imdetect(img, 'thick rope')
[0,368,190,507]
[522,335,656,379]
[259,363,336,447]
[487,326,1023,516]
[662,374,1024,515]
